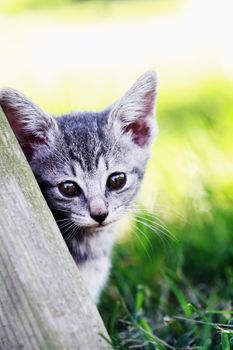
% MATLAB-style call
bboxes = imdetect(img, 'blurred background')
[1,0,233,348]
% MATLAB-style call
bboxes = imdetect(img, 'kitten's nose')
[90,212,108,224]
[89,197,108,224]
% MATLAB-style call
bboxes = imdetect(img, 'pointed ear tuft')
[110,71,157,147]
[0,88,59,161]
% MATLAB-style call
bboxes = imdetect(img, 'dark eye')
[107,172,126,191]
[58,181,81,197]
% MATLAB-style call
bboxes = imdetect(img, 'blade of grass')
[163,273,192,317]
[221,332,231,350]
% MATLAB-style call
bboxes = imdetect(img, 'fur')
[0,71,157,301]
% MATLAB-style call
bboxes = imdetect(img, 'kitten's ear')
[110,71,157,147]
[0,88,59,161]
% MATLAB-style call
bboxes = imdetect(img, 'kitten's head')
[0,71,157,236]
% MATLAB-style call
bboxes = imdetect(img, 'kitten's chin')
[83,222,114,234]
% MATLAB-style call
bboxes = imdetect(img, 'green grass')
[99,80,233,349]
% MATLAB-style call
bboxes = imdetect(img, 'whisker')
[63,223,78,243]
[66,223,81,243]
[131,203,186,222]
[56,218,71,223]
[122,205,177,242]
[134,217,172,241]
[129,222,152,260]
[130,220,154,251]
[61,222,76,235]
[48,206,71,214]
[132,213,177,242]
[130,217,168,247]
[58,221,73,230]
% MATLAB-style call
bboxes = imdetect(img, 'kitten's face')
[30,111,150,231]
[0,71,157,235]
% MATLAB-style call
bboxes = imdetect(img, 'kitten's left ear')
[0,88,59,161]
[110,71,157,147]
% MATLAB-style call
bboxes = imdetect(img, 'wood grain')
[0,107,111,350]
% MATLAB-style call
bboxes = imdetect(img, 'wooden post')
[0,107,111,350]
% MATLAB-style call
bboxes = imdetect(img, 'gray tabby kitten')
[0,71,157,301]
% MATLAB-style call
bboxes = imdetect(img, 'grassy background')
[0,0,233,348]
[100,79,233,349]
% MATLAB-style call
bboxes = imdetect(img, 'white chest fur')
[72,226,116,301]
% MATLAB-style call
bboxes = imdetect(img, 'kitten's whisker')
[62,223,75,236]
[65,227,75,243]
[66,223,81,243]
[57,218,73,227]
[134,217,171,240]
[129,222,152,260]
[131,213,176,242]
[60,220,75,234]
[56,218,71,223]
[129,220,154,251]
[73,225,82,240]
[131,217,168,247]
[58,221,73,230]
[132,204,185,222]
[124,208,176,240]
[49,206,71,214]
[63,223,78,243]
[123,205,176,241]
[126,212,167,249]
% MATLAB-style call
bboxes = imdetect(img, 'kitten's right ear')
[0,88,59,161]
[109,71,157,148]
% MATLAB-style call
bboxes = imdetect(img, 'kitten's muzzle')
[89,196,109,224]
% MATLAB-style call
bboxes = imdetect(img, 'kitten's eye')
[107,172,126,191]
[58,181,81,197]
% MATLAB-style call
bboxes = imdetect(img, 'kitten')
[0,71,157,301]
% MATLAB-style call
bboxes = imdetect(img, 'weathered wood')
[0,107,111,350]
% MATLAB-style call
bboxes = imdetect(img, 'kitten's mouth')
[83,221,113,233]
[71,224,107,237]
[87,222,109,230]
